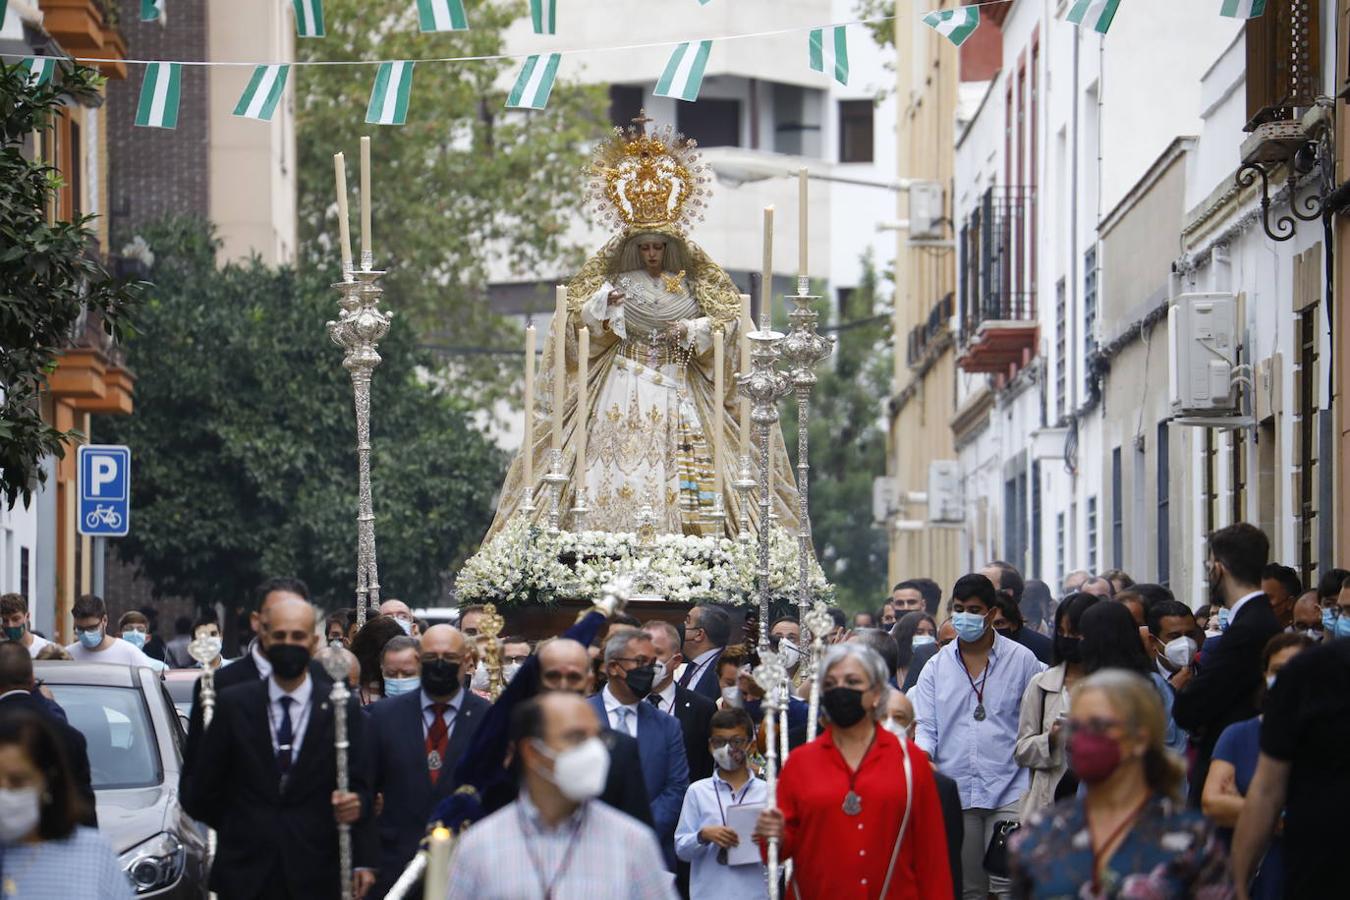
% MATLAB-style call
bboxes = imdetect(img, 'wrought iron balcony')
[957,186,1038,375]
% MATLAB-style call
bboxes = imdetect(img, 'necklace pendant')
[3,877,16,896]
[973,703,986,722]
[842,790,862,816]
[427,749,442,771]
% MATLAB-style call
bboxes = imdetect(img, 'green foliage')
[781,254,893,613]
[293,0,609,404]
[0,62,141,508]
[97,218,506,612]
[855,0,896,49]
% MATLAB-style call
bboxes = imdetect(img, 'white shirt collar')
[268,671,312,707]
[0,690,31,703]
[653,679,677,711]
[602,684,637,716]
[420,687,464,713]
[690,647,721,667]
[1230,590,1264,621]
[251,640,273,679]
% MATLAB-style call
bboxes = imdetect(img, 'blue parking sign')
[78,445,131,537]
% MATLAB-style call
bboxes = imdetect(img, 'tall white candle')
[552,286,567,451]
[576,326,589,489]
[523,324,536,489]
[798,168,808,280]
[333,152,353,274]
[424,827,451,899]
[739,294,752,456]
[713,328,725,502]
[359,136,372,264]
[761,206,774,331]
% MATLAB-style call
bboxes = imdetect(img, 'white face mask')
[1162,636,1197,670]
[471,660,491,691]
[503,662,522,684]
[533,736,610,802]
[710,744,738,771]
[0,787,41,843]
[652,660,668,687]
[777,639,802,671]
[720,686,742,709]
[881,717,909,737]
[911,634,936,649]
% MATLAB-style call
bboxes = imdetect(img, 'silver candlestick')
[780,292,834,648]
[570,487,590,533]
[328,268,392,628]
[753,650,789,900]
[732,454,756,544]
[318,647,355,900]
[543,448,568,533]
[802,602,834,742]
[738,329,791,655]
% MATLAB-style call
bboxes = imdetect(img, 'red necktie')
[426,703,449,784]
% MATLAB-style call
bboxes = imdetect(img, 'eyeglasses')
[420,654,463,666]
[710,737,750,749]
[503,654,530,665]
[1064,716,1124,737]
[613,656,654,668]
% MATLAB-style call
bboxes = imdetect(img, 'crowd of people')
[1,519,1348,898]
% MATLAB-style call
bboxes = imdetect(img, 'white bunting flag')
[1066,0,1122,34]
[233,64,290,122]
[292,0,325,38]
[366,61,415,125]
[654,40,712,103]
[134,62,182,129]
[140,0,163,23]
[529,0,556,35]
[506,53,561,110]
[923,6,980,47]
[1219,0,1266,18]
[416,0,468,32]
[808,27,849,86]
[22,57,56,88]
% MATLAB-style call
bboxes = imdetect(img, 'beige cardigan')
[1014,662,1072,820]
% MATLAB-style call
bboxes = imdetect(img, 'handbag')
[982,819,1021,878]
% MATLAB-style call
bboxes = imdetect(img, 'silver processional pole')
[318,647,355,900]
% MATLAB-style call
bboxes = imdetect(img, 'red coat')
[769,724,953,900]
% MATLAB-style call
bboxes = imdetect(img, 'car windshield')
[47,684,163,789]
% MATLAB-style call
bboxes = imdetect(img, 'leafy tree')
[97,218,505,614]
[1,63,141,507]
[293,0,609,404]
[782,254,892,613]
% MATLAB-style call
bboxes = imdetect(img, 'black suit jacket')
[903,642,941,692]
[1173,594,1281,802]
[666,685,717,782]
[365,689,489,898]
[0,692,97,827]
[599,729,654,829]
[182,675,376,898]
[681,649,724,703]
[934,771,964,900]
[1009,626,1054,665]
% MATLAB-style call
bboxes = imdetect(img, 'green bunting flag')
[417,0,468,32]
[233,64,290,122]
[366,61,415,125]
[530,0,556,35]
[140,0,163,23]
[654,40,712,103]
[923,6,980,47]
[291,0,325,38]
[1219,0,1266,18]
[808,27,849,86]
[507,53,561,110]
[0,3,7,28]
[1066,0,1122,34]
[22,57,56,88]
[134,62,182,129]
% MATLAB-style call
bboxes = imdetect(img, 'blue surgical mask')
[951,611,989,643]
[911,634,936,649]
[1334,615,1350,641]
[121,631,147,649]
[77,628,103,649]
[1322,608,1338,633]
[1217,607,1232,632]
[383,675,421,696]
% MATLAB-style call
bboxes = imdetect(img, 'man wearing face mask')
[447,693,676,899]
[1,593,51,657]
[1144,599,1200,689]
[1173,523,1281,807]
[679,604,732,702]
[643,621,717,782]
[184,597,377,898]
[365,624,489,899]
[115,611,169,672]
[63,594,156,668]
[912,574,1044,900]
[588,630,690,871]
[379,598,418,636]
[502,636,532,684]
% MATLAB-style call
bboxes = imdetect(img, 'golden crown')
[587,111,710,233]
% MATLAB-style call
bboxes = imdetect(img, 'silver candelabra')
[543,448,568,533]
[802,602,835,743]
[328,267,392,627]
[779,286,834,648]
[753,650,789,900]
[318,647,355,900]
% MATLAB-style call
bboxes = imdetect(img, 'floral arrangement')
[455,516,833,609]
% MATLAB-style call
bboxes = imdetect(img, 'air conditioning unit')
[1168,292,1239,416]
[872,477,898,526]
[908,182,945,241]
[927,460,964,524]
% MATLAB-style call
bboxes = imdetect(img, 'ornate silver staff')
[802,602,834,742]
[780,290,834,646]
[318,647,355,900]
[328,267,391,628]
[738,329,791,654]
[753,650,788,900]
[188,635,221,899]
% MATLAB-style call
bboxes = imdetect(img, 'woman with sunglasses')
[753,643,952,899]
[1009,670,1231,898]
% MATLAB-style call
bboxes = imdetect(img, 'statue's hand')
[607,289,626,307]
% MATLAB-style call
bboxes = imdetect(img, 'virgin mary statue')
[487,117,798,539]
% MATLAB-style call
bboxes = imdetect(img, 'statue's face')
[638,241,665,273]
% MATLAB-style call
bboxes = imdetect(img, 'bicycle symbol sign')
[78,445,130,537]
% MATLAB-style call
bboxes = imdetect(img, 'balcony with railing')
[956,186,1038,375]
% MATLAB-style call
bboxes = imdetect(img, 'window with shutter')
[1245,0,1321,130]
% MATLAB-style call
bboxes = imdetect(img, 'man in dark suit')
[182,597,376,899]
[642,621,716,781]
[0,643,97,826]
[365,624,489,898]
[589,630,689,870]
[678,604,730,702]
[983,561,1054,664]
[1173,522,1282,805]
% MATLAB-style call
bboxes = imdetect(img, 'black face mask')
[422,659,461,697]
[266,643,310,680]
[1054,634,1082,664]
[623,664,656,699]
[822,686,868,727]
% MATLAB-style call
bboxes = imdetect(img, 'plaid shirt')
[445,792,676,900]
[0,827,133,899]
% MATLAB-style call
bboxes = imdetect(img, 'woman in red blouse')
[754,643,953,899]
